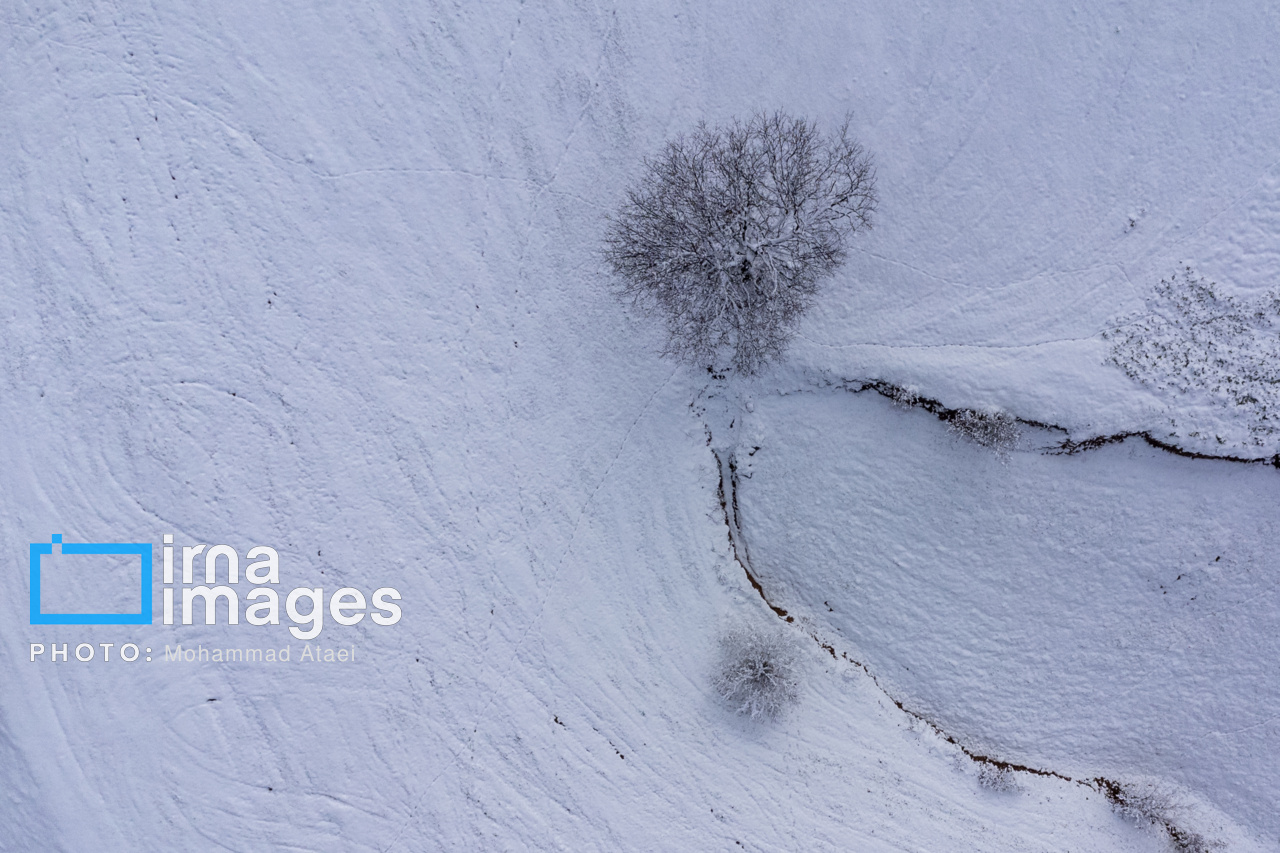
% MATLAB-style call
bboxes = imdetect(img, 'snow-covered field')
[2,2,1277,850]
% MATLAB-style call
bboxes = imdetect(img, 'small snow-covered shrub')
[887,383,919,408]
[1108,779,1223,853]
[948,408,1020,457]
[1105,266,1280,443]
[604,112,876,374]
[975,762,1018,793]
[712,621,802,720]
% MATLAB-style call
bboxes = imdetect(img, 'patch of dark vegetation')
[1097,777,1224,852]
[1106,266,1280,446]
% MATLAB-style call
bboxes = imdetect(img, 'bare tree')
[604,112,876,374]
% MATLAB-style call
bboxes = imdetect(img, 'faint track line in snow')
[853,250,1134,307]
[1202,714,1280,740]
[797,334,1096,350]
[855,250,961,287]
[1110,51,1135,114]
[173,95,548,188]
[927,60,1006,184]
[167,92,582,196]
[493,0,526,98]
[1160,155,1280,254]
[515,10,619,266]
[377,739,468,853]
[478,0,526,260]
[514,364,677,636]
[378,365,677,853]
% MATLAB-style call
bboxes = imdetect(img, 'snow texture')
[2,1,1279,851]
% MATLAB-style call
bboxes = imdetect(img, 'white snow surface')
[2,1,1278,850]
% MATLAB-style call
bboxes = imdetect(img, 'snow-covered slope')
[738,381,1280,845]
[2,1,1277,850]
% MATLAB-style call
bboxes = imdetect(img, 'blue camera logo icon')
[29,535,153,625]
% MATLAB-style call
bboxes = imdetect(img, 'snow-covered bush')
[604,112,876,374]
[1105,266,1280,443]
[887,383,920,408]
[712,621,803,720]
[975,762,1019,792]
[948,408,1020,458]
[1107,779,1222,853]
